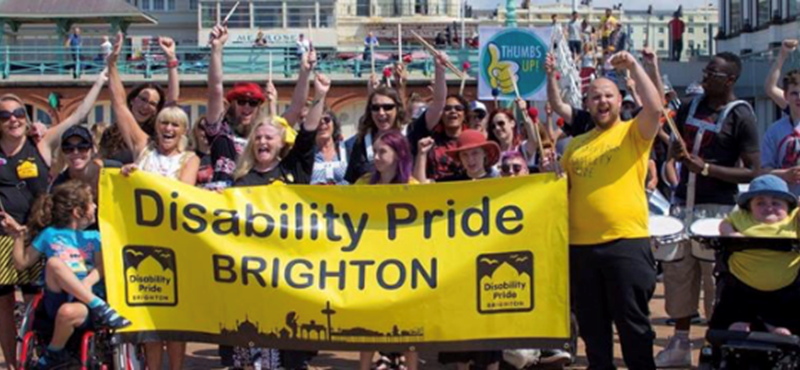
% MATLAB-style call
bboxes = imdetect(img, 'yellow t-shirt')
[727,208,800,291]
[560,118,653,245]
[601,16,618,37]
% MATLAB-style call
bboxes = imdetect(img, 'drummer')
[714,174,800,336]
[657,53,761,368]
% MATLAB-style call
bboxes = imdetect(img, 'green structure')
[505,0,518,28]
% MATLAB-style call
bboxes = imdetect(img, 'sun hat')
[445,129,501,167]
[225,82,266,103]
[737,174,798,211]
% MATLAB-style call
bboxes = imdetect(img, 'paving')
[0,282,708,369]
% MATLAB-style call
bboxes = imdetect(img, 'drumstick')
[663,108,687,152]
[207,1,240,46]
[370,41,376,76]
[268,50,273,83]
[222,1,241,25]
[511,74,522,100]
[409,30,465,79]
[459,62,470,96]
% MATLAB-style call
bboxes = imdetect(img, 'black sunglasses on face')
[444,105,465,112]
[370,104,396,112]
[236,99,261,108]
[501,163,524,174]
[0,108,26,121]
[472,111,487,120]
[62,143,92,154]
[321,116,333,124]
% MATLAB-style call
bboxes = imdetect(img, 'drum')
[649,216,686,262]
[689,218,723,262]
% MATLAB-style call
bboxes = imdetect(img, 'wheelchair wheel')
[19,331,43,370]
[81,331,111,370]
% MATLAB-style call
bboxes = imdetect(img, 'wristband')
[167,59,179,69]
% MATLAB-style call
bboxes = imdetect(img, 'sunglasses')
[62,143,92,154]
[0,108,26,121]
[501,163,524,174]
[370,104,396,112]
[136,95,159,109]
[444,105,465,112]
[702,68,728,79]
[236,99,261,108]
[321,116,333,124]
[493,120,512,128]
[472,111,487,120]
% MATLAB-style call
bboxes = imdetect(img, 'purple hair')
[370,130,412,184]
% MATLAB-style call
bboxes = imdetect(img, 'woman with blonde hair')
[0,70,106,369]
[234,74,329,187]
[109,36,198,370]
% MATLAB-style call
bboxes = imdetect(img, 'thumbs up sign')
[487,43,520,94]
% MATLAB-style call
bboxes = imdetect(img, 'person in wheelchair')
[716,174,800,336]
[2,180,131,369]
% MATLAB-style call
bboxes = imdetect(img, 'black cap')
[61,125,93,146]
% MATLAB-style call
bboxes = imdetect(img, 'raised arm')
[265,81,278,117]
[610,51,661,140]
[303,73,331,132]
[424,51,449,131]
[515,99,538,158]
[414,137,434,183]
[160,37,180,104]
[765,39,797,110]
[283,49,315,126]
[108,33,149,155]
[641,47,665,105]
[38,69,107,166]
[545,53,573,122]
[394,62,409,110]
[206,25,228,125]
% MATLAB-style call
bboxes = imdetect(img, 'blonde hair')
[154,106,190,152]
[0,94,31,136]
[233,113,288,181]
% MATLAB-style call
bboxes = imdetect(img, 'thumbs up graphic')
[487,43,520,95]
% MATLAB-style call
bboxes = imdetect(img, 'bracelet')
[167,59,179,69]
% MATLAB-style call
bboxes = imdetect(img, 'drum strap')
[683,96,754,225]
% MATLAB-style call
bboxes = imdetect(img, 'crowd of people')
[0,19,799,370]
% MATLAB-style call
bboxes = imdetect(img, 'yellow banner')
[99,170,570,351]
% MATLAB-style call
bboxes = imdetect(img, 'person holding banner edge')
[109,32,199,369]
[543,50,662,370]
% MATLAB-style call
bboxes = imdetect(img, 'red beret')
[226,82,265,103]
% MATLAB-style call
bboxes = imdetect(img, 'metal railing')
[0,44,480,80]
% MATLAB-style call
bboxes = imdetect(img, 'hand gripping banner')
[99,170,570,351]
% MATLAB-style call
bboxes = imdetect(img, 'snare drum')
[689,218,723,262]
[649,216,686,262]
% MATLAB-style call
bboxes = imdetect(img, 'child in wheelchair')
[715,174,800,336]
[2,180,131,369]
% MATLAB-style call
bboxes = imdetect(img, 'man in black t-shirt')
[655,52,761,368]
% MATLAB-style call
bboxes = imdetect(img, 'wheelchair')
[692,235,800,370]
[17,293,141,370]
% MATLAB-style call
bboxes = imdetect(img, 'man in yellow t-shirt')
[556,51,661,370]
[600,8,618,51]
[715,174,800,335]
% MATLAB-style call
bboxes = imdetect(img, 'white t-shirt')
[568,20,582,42]
[296,39,311,55]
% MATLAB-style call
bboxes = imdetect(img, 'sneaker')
[90,303,132,329]
[33,349,73,370]
[655,336,692,368]
[539,349,572,366]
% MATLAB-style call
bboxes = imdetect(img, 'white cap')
[470,101,488,113]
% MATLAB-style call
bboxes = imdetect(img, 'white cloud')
[468,0,715,11]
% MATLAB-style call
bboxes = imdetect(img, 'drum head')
[690,218,723,237]
[649,216,684,237]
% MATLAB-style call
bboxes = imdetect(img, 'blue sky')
[468,0,714,11]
